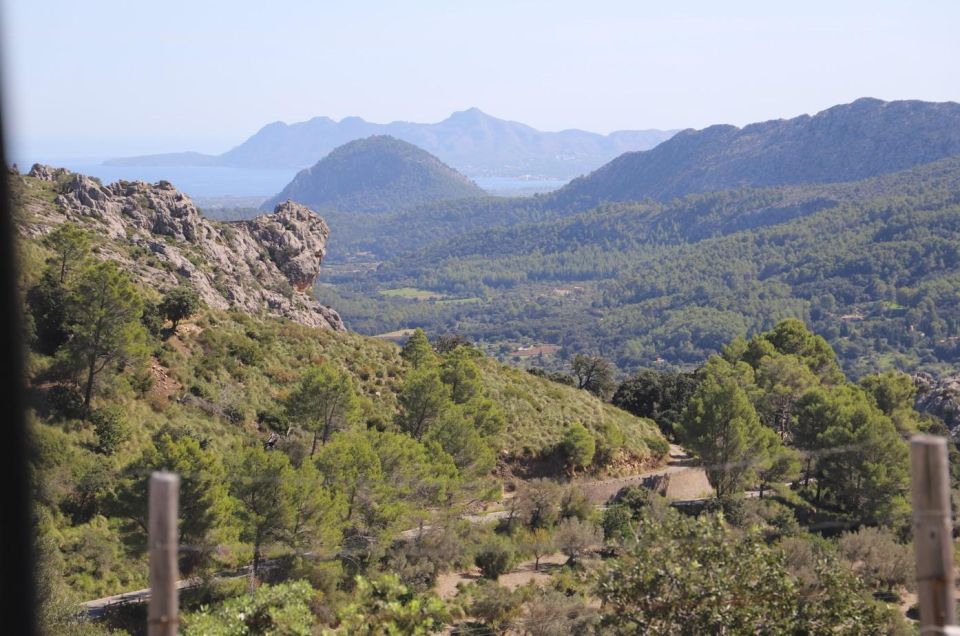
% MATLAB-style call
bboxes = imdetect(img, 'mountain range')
[261,136,486,212]
[104,109,676,178]
[308,98,960,377]
[548,98,960,208]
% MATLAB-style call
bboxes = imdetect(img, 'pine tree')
[679,356,777,498]
[397,367,449,440]
[400,328,436,368]
[285,461,344,553]
[43,223,90,284]
[115,433,235,573]
[285,363,359,456]
[228,445,296,581]
[439,346,482,404]
[66,261,147,410]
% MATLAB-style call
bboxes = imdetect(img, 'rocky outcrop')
[23,165,343,330]
[914,372,960,436]
[240,201,330,291]
[28,164,71,181]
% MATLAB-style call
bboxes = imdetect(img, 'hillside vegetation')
[300,98,960,263]
[321,157,960,377]
[15,179,666,631]
[17,98,958,635]
[549,97,960,208]
[261,136,487,212]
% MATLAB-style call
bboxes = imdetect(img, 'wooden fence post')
[148,471,179,636]
[911,435,957,634]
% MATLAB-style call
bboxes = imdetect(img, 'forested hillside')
[548,98,960,208]
[14,168,677,633]
[260,136,486,212]
[297,98,960,264]
[16,102,960,635]
[13,165,938,635]
[321,157,960,377]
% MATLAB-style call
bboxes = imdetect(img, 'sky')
[3,0,959,160]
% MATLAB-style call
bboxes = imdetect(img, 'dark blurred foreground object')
[0,76,36,633]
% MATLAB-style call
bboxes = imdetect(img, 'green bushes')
[474,537,516,579]
[561,422,595,471]
[90,405,131,455]
[158,286,200,331]
[48,384,85,419]
[182,580,316,635]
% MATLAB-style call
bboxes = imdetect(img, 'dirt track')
[435,553,569,599]
[578,445,713,503]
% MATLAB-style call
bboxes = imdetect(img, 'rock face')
[23,165,344,330]
[241,201,330,291]
[914,373,960,436]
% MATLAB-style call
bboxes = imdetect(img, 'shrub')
[838,526,914,592]
[593,420,625,464]
[562,422,595,470]
[140,299,164,336]
[182,580,315,635]
[560,485,592,522]
[474,537,515,579]
[517,479,562,530]
[601,504,634,544]
[555,518,601,564]
[227,335,263,366]
[48,384,85,419]
[222,403,248,426]
[468,580,523,632]
[257,408,289,434]
[91,405,131,455]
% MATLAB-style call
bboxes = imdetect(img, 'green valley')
[319,157,960,378]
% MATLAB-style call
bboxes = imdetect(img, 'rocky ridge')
[19,165,344,330]
[549,98,960,209]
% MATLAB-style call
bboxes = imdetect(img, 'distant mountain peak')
[261,135,486,212]
[449,106,489,117]
[443,107,502,125]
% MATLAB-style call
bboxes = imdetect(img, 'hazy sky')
[3,0,959,159]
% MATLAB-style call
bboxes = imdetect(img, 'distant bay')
[14,159,567,199]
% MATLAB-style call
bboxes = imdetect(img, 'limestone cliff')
[17,165,344,330]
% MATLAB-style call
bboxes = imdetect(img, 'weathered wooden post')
[910,435,957,635]
[148,471,179,636]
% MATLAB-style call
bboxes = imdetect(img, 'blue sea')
[15,159,568,200]
[18,160,298,198]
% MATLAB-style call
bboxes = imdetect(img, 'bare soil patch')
[434,553,569,600]
[148,358,181,400]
